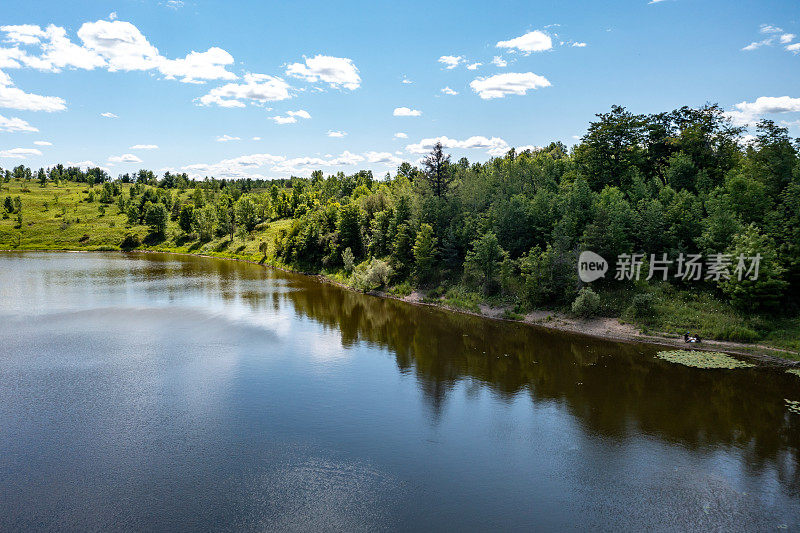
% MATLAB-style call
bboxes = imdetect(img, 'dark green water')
[0,251,798,531]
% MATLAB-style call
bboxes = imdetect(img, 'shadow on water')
[275,262,800,486]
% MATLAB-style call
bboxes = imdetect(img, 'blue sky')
[0,0,798,179]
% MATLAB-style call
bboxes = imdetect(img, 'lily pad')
[787,369,800,378]
[785,399,800,415]
[655,349,755,369]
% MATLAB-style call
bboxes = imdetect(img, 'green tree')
[720,225,787,311]
[464,231,505,294]
[421,142,452,197]
[192,205,216,241]
[337,202,362,257]
[144,203,168,237]
[413,223,438,284]
[178,204,194,233]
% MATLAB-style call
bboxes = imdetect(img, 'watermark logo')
[578,251,762,282]
[578,251,608,283]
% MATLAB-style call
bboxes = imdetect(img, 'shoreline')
[3,246,799,368]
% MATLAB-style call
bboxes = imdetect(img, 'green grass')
[0,179,293,264]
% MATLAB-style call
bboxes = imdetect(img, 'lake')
[0,251,798,531]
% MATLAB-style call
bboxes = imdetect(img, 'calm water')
[0,252,798,531]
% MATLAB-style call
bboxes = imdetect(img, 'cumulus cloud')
[572,42,587,47]
[441,86,458,95]
[0,72,66,111]
[0,20,237,84]
[0,114,37,132]
[0,147,43,158]
[394,132,408,139]
[788,43,800,53]
[470,72,551,99]
[129,144,158,150]
[198,73,291,107]
[438,55,464,69]
[183,149,403,179]
[779,33,795,44]
[270,109,311,124]
[157,47,237,84]
[107,153,142,163]
[285,54,360,90]
[100,112,118,118]
[496,30,553,53]
[327,130,347,137]
[216,134,241,142]
[393,106,421,117]
[34,140,52,145]
[406,135,511,156]
[726,96,800,126]
[467,62,481,70]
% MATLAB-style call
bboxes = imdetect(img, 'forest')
[2,104,799,350]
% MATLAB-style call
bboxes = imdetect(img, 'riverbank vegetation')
[1,104,799,355]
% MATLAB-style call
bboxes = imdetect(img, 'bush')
[120,233,141,250]
[571,287,600,318]
[352,258,392,291]
[342,247,355,273]
[712,324,760,343]
[628,293,655,319]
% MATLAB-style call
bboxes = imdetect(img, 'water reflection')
[0,251,798,530]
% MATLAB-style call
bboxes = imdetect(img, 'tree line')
[3,103,799,315]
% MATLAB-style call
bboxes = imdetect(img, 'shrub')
[342,247,355,273]
[352,258,392,292]
[571,287,600,318]
[120,233,141,250]
[628,293,655,319]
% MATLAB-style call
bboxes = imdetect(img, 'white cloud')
[285,54,360,90]
[100,112,117,118]
[780,33,795,44]
[0,147,42,158]
[129,144,158,150]
[109,12,117,21]
[406,135,511,157]
[742,38,772,51]
[251,136,261,141]
[198,73,291,107]
[34,140,52,145]
[327,130,347,137]
[726,96,800,126]
[401,76,413,84]
[394,132,408,139]
[77,20,160,72]
[441,86,458,95]
[470,72,551,99]
[270,109,311,124]
[0,114,37,132]
[787,43,800,53]
[467,62,481,70]
[572,42,587,47]
[1,21,236,83]
[760,24,783,34]
[491,56,507,67]
[157,47,237,84]
[216,134,241,142]
[0,73,66,111]
[364,151,401,165]
[107,153,142,163]
[438,55,464,69]
[496,30,553,53]
[165,0,184,9]
[393,106,421,117]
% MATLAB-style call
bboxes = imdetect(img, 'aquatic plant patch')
[786,399,800,415]
[655,349,755,369]
[787,369,800,378]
